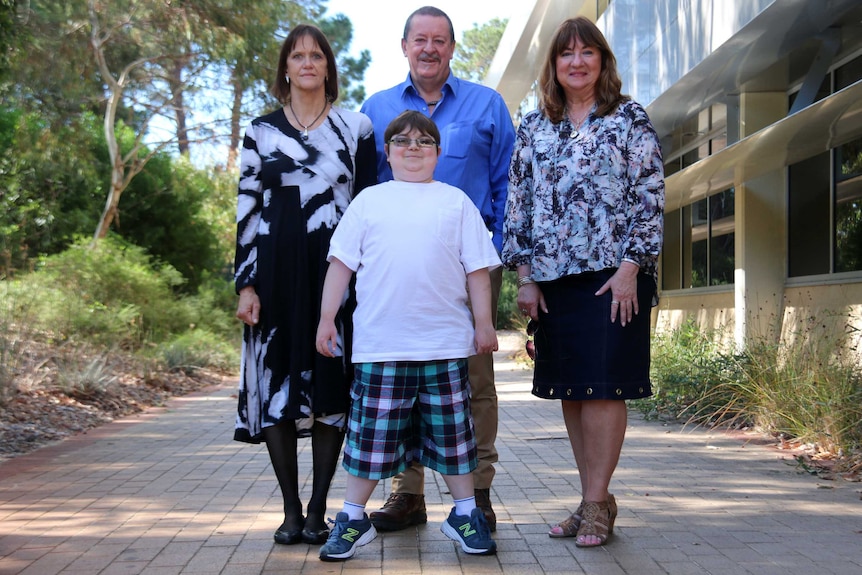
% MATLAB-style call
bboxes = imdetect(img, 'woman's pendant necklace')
[569,108,591,139]
[289,99,328,140]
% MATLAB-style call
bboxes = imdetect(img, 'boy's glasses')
[525,319,538,360]
[389,136,437,148]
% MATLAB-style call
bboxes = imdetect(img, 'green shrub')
[120,156,234,292]
[0,278,52,404]
[35,235,195,346]
[180,272,238,336]
[639,318,741,420]
[157,329,239,374]
[641,315,862,461]
[497,270,528,330]
[55,354,118,397]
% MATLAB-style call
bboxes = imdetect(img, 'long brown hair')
[538,17,627,123]
[271,24,339,104]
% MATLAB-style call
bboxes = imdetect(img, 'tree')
[224,8,370,169]
[3,0,371,250]
[220,0,322,170]
[0,0,23,78]
[319,13,371,110]
[84,0,266,239]
[452,17,508,83]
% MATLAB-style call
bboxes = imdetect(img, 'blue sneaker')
[319,512,377,562]
[441,507,497,555]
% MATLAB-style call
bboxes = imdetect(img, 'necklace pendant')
[302,129,308,140]
[570,130,578,139]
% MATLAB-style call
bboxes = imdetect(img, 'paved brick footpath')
[1,332,860,575]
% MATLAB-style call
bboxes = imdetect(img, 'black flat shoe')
[301,526,330,545]
[274,516,305,545]
[273,527,303,545]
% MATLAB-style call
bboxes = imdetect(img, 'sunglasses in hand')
[525,319,539,360]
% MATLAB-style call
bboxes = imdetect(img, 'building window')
[835,138,862,273]
[788,136,862,276]
[834,55,862,274]
[663,103,729,178]
[788,54,862,277]
[788,152,830,277]
[662,188,735,289]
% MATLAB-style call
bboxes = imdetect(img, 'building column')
[733,92,787,350]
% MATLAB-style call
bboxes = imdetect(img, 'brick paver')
[1,332,860,574]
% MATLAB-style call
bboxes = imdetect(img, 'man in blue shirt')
[360,5,516,533]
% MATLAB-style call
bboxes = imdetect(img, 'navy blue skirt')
[531,269,655,401]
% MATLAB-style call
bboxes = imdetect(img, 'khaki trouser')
[391,266,503,494]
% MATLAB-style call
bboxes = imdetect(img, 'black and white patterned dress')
[233,105,377,444]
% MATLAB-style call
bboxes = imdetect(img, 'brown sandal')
[548,500,585,538]
[575,494,617,547]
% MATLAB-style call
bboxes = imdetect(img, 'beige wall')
[782,283,862,362]
[654,291,736,347]
[656,284,862,362]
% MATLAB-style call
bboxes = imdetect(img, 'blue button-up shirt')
[360,72,516,252]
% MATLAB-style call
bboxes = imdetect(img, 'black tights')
[262,419,345,532]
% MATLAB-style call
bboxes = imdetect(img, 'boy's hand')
[316,320,338,357]
[474,323,499,355]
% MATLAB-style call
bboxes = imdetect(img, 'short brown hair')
[383,110,441,146]
[271,24,339,104]
[538,17,627,123]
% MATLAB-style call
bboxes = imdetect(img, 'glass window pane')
[836,137,862,182]
[662,209,682,289]
[691,239,707,287]
[710,232,734,285]
[835,138,862,272]
[690,198,708,287]
[788,152,830,276]
[708,188,734,286]
[835,54,862,91]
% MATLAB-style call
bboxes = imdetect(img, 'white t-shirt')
[328,180,501,362]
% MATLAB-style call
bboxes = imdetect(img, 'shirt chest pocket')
[440,122,475,159]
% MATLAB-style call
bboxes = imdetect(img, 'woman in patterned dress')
[233,24,376,546]
[502,17,664,547]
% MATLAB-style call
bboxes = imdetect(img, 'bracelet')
[517,276,536,288]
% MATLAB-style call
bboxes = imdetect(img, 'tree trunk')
[171,59,190,156]
[227,66,244,171]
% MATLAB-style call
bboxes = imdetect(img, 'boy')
[315,110,500,561]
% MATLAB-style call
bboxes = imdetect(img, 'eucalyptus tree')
[83,0,227,239]
[221,5,370,170]
[4,0,368,243]
[0,0,23,77]
[219,0,323,170]
[319,13,371,110]
[452,17,508,83]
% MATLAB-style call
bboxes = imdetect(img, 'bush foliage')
[641,317,862,463]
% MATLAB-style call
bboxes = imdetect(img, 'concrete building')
[488,0,862,357]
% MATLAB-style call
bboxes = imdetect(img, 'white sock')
[453,496,476,517]
[342,501,366,521]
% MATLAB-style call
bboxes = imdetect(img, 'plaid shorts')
[342,359,477,480]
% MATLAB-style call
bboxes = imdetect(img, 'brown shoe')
[574,495,617,547]
[474,488,497,532]
[369,493,427,531]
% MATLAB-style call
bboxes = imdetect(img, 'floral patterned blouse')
[502,99,664,283]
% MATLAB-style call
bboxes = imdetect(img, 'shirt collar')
[399,70,459,100]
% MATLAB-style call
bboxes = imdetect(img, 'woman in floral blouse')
[502,16,664,548]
